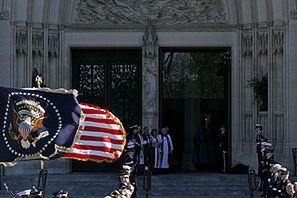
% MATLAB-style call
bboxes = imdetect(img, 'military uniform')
[260,148,274,197]
[256,124,268,175]
[271,169,291,198]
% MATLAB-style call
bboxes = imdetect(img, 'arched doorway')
[160,48,231,172]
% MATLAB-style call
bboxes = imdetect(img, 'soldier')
[259,147,274,197]
[286,183,295,198]
[256,124,268,175]
[52,190,68,198]
[293,182,297,197]
[268,164,282,197]
[124,125,142,198]
[105,125,153,198]
[272,168,291,198]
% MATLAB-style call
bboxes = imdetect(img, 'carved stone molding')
[290,0,297,20]
[256,32,268,55]
[241,31,253,57]
[32,31,44,55]
[0,10,8,20]
[272,31,284,55]
[0,0,9,20]
[143,22,157,59]
[142,22,158,129]
[74,0,227,25]
[291,10,297,20]
[48,31,59,57]
[16,29,27,55]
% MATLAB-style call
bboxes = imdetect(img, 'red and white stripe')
[64,103,126,163]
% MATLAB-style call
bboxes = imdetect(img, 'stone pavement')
[0,172,257,198]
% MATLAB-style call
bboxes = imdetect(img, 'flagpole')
[38,160,47,197]
[33,70,48,196]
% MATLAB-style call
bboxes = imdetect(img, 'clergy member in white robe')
[155,127,174,170]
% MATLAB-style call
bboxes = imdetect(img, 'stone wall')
[0,0,296,174]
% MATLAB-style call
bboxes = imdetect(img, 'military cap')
[129,125,139,129]
[52,189,68,198]
[278,167,289,175]
[255,124,263,129]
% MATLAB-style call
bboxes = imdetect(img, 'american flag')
[64,103,126,163]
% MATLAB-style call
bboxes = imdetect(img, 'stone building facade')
[0,0,297,174]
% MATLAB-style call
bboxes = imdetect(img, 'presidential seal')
[9,99,47,149]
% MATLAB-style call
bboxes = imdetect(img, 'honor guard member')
[277,169,291,198]
[52,190,68,198]
[271,168,291,198]
[286,183,295,198]
[256,124,268,175]
[260,147,274,197]
[268,164,282,197]
[124,125,142,198]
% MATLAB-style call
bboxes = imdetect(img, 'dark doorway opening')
[71,49,142,172]
[160,48,231,172]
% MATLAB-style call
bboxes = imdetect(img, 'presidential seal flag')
[0,87,81,165]
[64,103,126,163]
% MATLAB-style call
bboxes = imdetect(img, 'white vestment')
[155,134,173,169]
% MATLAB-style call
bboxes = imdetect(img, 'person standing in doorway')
[218,125,227,173]
[150,128,159,173]
[156,126,174,173]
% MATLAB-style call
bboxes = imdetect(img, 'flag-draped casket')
[0,87,125,165]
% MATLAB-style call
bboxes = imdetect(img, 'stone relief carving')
[143,22,158,114]
[272,31,284,55]
[291,10,297,20]
[32,31,44,55]
[257,32,268,55]
[0,0,9,20]
[0,10,8,20]
[241,32,253,57]
[143,22,158,59]
[16,29,27,55]
[75,0,227,25]
[48,32,59,57]
[290,0,297,20]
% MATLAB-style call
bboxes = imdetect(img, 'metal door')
[72,49,142,172]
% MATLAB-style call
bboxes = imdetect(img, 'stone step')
[0,173,252,198]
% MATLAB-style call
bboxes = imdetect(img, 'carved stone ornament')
[256,32,268,55]
[32,31,44,55]
[241,32,253,57]
[16,30,27,55]
[291,0,297,20]
[75,0,227,25]
[0,0,9,20]
[48,32,59,57]
[142,22,158,115]
[272,31,284,55]
[290,10,297,20]
[143,22,157,58]
[0,10,8,20]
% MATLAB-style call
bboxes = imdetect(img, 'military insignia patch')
[0,87,81,164]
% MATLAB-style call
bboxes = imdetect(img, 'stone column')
[0,0,11,87]
[48,27,59,88]
[271,26,285,158]
[15,24,27,87]
[142,22,158,130]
